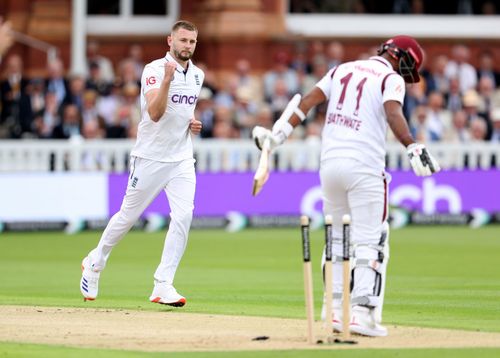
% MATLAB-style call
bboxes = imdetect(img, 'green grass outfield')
[1,226,500,356]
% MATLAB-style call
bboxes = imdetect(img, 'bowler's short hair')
[172,20,198,34]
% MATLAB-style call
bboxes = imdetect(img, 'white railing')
[0,139,498,173]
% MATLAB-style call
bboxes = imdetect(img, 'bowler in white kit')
[253,36,440,336]
[80,20,204,307]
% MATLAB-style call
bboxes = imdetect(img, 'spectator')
[86,61,112,96]
[62,74,86,111]
[424,54,449,95]
[489,108,500,142]
[426,91,452,141]
[269,78,291,121]
[445,44,477,93]
[262,51,299,102]
[33,91,59,138]
[477,76,497,115]
[96,81,122,126]
[51,104,82,139]
[445,77,463,112]
[469,117,488,141]
[0,54,30,138]
[476,50,500,88]
[445,109,470,142]
[81,89,101,125]
[125,44,145,79]
[45,58,68,109]
[463,89,491,139]
[194,87,215,138]
[402,80,426,120]
[118,58,141,88]
[233,87,258,138]
[409,104,431,142]
[325,41,344,69]
[86,40,115,83]
[234,58,263,104]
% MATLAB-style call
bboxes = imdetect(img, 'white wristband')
[293,107,306,122]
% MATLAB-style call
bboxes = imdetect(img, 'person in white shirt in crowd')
[86,40,115,83]
[445,44,477,94]
[445,109,470,143]
[462,89,491,139]
[80,20,204,307]
[425,91,452,141]
[253,35,440,337]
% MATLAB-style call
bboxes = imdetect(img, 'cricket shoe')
[80,257,100,301]
[149,281,186,307]
[349,306,388,337]
[320,303,343,332]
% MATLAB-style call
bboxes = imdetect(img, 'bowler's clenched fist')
[164,62,177,83]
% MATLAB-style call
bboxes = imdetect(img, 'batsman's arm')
[383,100,415,147]
[271,87,327,145]
[384,100,441,176]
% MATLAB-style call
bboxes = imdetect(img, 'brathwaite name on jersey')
[326,112,362,131]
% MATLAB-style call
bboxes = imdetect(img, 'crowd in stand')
[1,40,500,145]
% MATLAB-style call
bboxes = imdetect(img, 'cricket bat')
[252,138,270,196]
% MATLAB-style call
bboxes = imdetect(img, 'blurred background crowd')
[1,36,500,146]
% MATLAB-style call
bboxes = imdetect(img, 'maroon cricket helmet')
[378,35,424,83]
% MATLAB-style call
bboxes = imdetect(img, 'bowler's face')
[168,28,197,62]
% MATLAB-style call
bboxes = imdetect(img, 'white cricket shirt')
[131,52,204,162]
[316,56,406,171]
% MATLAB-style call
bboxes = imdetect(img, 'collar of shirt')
[165,52,191,74]
[369,56,392,68]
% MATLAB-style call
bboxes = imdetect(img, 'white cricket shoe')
[149,281,186,307]
[80,257,100,301]
[320,303,343,332]
[349,306,388,337]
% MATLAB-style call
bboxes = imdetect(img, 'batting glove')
[407,143,441,176]
[252,126,284,152]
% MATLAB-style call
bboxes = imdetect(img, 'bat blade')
[252,140,270,196]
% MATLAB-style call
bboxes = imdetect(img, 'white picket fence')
[0,138,498,173]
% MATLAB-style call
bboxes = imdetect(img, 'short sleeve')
[382,73,406,105]
[141,64,162,94]
[315,68,336,100]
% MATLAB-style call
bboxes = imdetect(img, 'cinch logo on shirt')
[171,94,198,105]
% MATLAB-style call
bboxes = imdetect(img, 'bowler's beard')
[174,49,192,62]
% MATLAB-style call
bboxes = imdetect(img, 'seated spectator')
[33,91,59,138]
[426,91,452,140]
[490,108,500,142]
[423,54,449,95]
[445,77,463,112]
[118,58,141,88]
[45,58,68,109]
[62,74,86,111]
[234,58,263,104]
[445,44,477,94]
[0,54,30,137]
[477,50,500,88]
[233,87,258,139]
[409,104,431,142]
[51,103,82,139]
[403,80,426,119]
[463,89,492,139]
[269,79,291,121]
[86,40,115,83]
[469,117,488,142]
[125,44,145,79]
[194,87,215,138]
[444,110,470,143]
[263,51,299,102]
[86,61,112,96]
[325,41,344,69]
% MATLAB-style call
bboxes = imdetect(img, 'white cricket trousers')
[88,156,196,285]
[320,157,389,308]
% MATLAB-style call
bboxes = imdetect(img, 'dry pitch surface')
[1,306,499,352]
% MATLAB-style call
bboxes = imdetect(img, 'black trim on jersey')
[330,66,338,79]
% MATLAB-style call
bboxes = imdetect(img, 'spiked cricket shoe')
[149,281,186,307]
[80,257,100,301]
[349,306,388,337]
